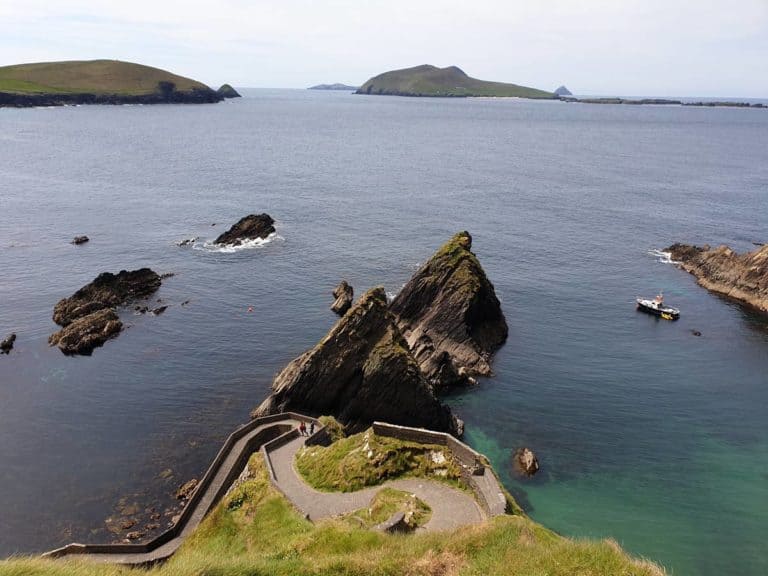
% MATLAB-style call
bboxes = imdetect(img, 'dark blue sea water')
[1,91,766,575]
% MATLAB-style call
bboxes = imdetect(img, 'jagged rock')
[1,333,16,354]
[513,447,539,477]
[175,479,198,501]
[390,232,508,391]
[71,235,89,245]
[176,237,198,247]
[48,309,123,355]
[151,305,168,316]
[667,243,768,313]
[53,269,161,326]
[331,280,354,315]
[251,287,462,435]
[214,214,275,246]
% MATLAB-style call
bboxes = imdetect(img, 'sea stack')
[667,243,768,313]
[251,287,462,435]
[49,268,162,354]
[214,214,275,247]
[390,232,508,391]
[217,84,241,98]
[331,280,354,315]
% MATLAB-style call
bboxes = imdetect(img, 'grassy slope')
[1,453,664,576]
[358,65,554,98]
[0,60,210,95]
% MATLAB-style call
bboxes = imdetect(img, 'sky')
[1,0,767,97]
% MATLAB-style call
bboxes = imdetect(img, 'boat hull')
[636,302,680,320]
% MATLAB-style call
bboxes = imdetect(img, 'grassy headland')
[0,60,211,96]
[0,453,664,576]
[356,65,555,98]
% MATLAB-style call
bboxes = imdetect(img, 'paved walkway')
[268,435,485,531]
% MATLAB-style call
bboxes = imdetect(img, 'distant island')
[554,85,572,96]
[560,96,766,109]
[0,60,235,107]
[309,83,359,91]
[356,65,555,98]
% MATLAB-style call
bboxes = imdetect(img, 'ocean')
[1,90,766,575]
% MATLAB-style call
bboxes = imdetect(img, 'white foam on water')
[193,232,284,254]
[648,249,679,264]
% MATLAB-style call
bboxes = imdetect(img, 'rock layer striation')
[390,232,508,390]
[252,287,462,435]
[667,243,768,313]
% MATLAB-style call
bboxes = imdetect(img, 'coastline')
[0,89,224,108]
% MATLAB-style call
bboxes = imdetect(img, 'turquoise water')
[1,90,767,573]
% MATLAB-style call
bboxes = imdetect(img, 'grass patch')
[344,488,432,530]
[295,428,463,492]
[0,452,665,575]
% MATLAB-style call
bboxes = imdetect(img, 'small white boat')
[636,292,680,320]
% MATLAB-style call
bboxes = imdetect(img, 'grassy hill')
[0,60,212,96]
[357,65,554,98]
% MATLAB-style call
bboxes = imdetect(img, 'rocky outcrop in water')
[331,280,354,315]
[252,287,462,435]
[217,84,241,98]
[71,235,89,245]
[390,232,508,391]
[1,333,16,354]
[49,309,123,355]
[667,243,768,313]
[553,85,572,96]
[214,214,275,246]
[513,447,540,477]
[49,268,162,354]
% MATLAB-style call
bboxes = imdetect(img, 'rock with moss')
[667,243,768,313]
[390,232,508,391]
[217,84,241,98]
[251,287,462,435]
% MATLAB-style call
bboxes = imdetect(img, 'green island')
[0,60,234,107]
[1,419,664,576]
[356,64,555,98]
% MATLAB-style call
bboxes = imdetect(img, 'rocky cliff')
[667,243,768,313]
[390,232,508,390]
[251,287,462,435]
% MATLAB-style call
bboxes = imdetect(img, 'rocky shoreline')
[0,88,223,108]
[561,96,766,109]
[667,243,768,313]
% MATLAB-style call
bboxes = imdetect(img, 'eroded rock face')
[513,447,539,477]
[252,287,462,435]
[390,232,508,391]
[214,214,275,246]
[667,243,768,313]
[50,268,161,354]
[331,280,354,315]
[48,309,123,355]
[53,269,162,326]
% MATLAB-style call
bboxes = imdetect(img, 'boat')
[636,292,680,320]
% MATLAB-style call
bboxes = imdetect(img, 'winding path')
[266,434,485,531]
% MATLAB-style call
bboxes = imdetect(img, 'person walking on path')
[309,421,315,435]
[299,421,307,436]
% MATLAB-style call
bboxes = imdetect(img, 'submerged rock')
[71,235,89,245]
[50,268,161,354]
[1,333,16,354]
[513,447,539,477]
[390,232,508,391]
[48,309,123,355]
[667,243,768,313]
[252,287,462,435]
[214,214,275,246]
[175,478,198,501]
[331,280,354,315]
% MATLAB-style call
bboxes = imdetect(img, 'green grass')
[358,65,554,99]
[0,452,665,576]
[295,428,463,492]
[343,488,432,530]
[0,60,210,95]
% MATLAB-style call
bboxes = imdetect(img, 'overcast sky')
[2,0,766,97]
